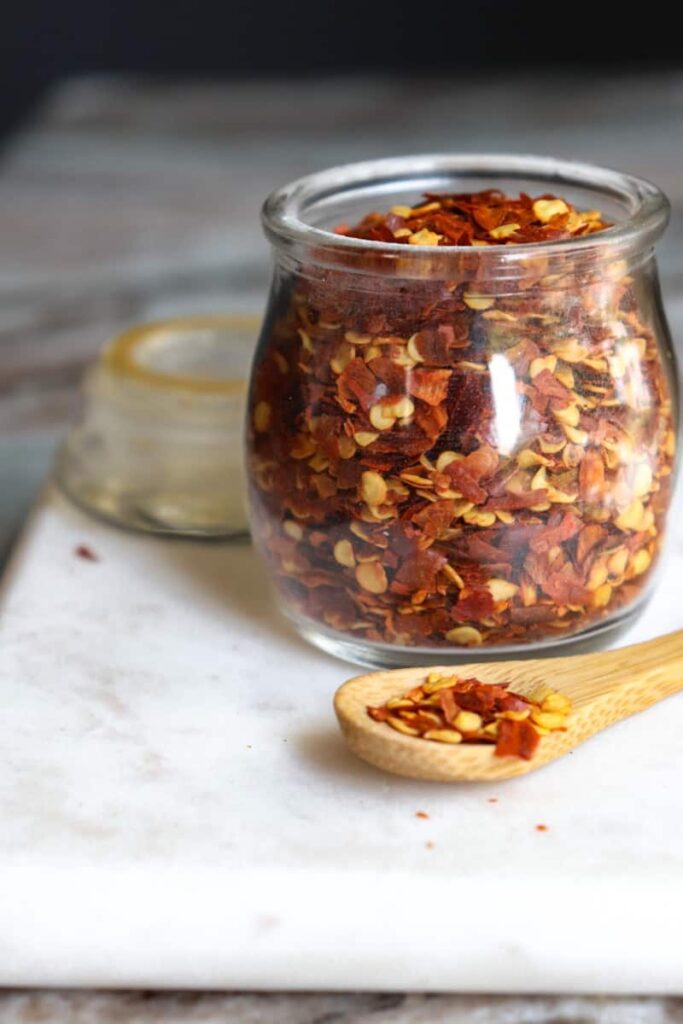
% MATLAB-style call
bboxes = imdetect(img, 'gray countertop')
[1,72,682,1020]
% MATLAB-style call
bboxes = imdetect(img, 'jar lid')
[56,315,259,537]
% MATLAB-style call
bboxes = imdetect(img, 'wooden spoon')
[334,630,683,782]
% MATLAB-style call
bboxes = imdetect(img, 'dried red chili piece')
[392,548,448,595]
[75,544,98,562]
[532,369,572,404]
[495,718,541,760]
[527,556,591,606]
[451,588,496,622]
[576,524,606,564]
[410,500,456,539]
[367,356,408,396]
[408,368,452,406]
[443,462,488,503]
[414,403,449,441]
[499,693,532,713]
[439,688,458,723]
[311,475,337,500]
[337,358,378,410]
[529,512,582,555]
[457,534,506,563]
[454,679,506,714]
[484,490,548,511]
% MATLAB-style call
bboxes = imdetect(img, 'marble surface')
[2,71,683,1018]
[1,487,683,996]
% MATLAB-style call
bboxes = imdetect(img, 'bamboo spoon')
[334,630,683,782]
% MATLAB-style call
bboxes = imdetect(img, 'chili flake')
[75,544,98,562]
[367,672,572,760]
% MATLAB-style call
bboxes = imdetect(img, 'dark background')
[2,0,680,137]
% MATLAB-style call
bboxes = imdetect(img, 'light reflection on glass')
[489,352,521,455]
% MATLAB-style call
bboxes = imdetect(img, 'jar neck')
[272,241,658,295]
[263,154,669,286]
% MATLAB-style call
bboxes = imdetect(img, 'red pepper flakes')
[247,186,676,652]
[535,824,549,833]
[367,672,572,761]
[415,810,430,820]
[339,191,610,247]
[487,797,499,804]
[75,544,98,562]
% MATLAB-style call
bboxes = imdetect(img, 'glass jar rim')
[102,315,257,396]
[262,153,669,265]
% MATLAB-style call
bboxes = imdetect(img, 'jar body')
[247,158,678,666]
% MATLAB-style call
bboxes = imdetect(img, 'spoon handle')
[565,628,683,707]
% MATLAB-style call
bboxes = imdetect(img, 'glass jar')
[246,155,678,667]
[58,315,257,537]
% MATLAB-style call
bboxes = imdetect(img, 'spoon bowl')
[334,630,683,782]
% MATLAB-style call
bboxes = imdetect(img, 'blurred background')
[2,0,681,137]
[1,0,682,558]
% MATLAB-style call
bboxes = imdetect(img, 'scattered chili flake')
[487,797,499,804]
[247,185,675,652]
[425,841,435,850]
[367,672,572,761]
[75,544,98,562]
[535,824,549,833]
[415,810,430,820]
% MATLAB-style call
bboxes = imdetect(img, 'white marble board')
[0,486,682,992]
